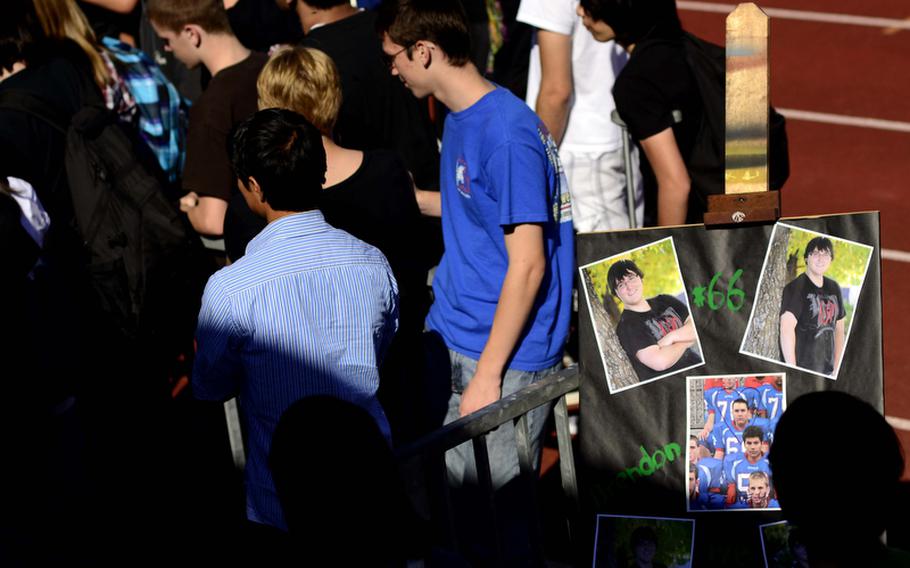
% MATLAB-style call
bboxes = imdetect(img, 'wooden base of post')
[704,191,780,226]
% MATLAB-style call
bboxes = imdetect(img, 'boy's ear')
[247,176,266,203]
[184,24,204,47]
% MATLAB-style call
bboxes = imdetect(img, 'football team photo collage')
[578,223,874,512]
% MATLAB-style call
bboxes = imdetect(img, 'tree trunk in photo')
[582,269,638,392]
[786,252,798,283]
[743,226,790,358]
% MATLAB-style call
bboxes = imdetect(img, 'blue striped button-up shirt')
[193,210,398,530]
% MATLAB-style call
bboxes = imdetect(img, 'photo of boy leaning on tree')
[779,237,845,376]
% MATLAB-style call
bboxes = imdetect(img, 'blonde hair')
[33,0,111,90]
[257,46,342,137]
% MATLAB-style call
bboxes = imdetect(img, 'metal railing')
[395,366,581,564]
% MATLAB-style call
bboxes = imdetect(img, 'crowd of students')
[0,0,898,566]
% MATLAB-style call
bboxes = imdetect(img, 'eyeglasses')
[615,273,640,292]
[808,250,832,259]
[384,42,414,70]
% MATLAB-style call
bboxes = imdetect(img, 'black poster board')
[576,213,882,567]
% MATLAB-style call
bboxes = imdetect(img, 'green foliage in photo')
[585,238,684,312]
[785,228,872,332]
[786,229,871,288]
[609,517,693,567]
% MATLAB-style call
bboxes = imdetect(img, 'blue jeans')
[441,349,560,490]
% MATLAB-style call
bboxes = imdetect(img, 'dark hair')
[305,0,350,8]
[769,391,904,544]
[803,236,834,261]
[270,396,415,563]
[607,259,643,296]
[630,525,658,547]
[0,0,46,73]
[578,0,681,47]
[376,0,472,67]
[742,425,764,442]
[230,108,326,212]
[731,398,749,409]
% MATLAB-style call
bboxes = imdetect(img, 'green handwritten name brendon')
[616,443,682,480]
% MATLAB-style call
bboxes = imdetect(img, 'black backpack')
[631,32,790,219]
[680,32,790,205]
[0,86,207,348]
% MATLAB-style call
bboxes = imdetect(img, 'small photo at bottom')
[759,521,808,568]
[593,514,695,568]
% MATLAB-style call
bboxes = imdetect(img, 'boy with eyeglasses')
[607,259,699,382]
[779,236,846,375]
[377,0,574,492]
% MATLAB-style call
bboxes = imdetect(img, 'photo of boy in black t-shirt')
[779,237,846,376]
[608,259,703,382]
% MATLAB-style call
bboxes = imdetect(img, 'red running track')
[680,2,910,476]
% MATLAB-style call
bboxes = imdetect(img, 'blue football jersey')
[749,417,774,443]
[697,457,725,492]
[761,387,785,421]
[728,456,772,504]
[710,423,746,458]
[696,457,727,510]
[703,386,722,422]
[741,386,761,411]
[709,387,748,428]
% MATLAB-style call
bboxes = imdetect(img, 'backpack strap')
[0,89,69,135]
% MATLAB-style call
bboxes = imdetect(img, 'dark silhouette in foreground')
[769,391,910,567]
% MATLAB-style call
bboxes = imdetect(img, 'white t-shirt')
[518,0,628,153]
[6,176,49,248]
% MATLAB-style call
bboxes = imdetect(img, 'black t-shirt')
[0,53,84,214]
[616,294,700,382]
[0,45,96,276]
[226,0,303,53]
[780,273,846,375]
[300,10,440,191]
[182,52,268,260]
[0,49,101,406]
[320,149,429,334]
[612,33,705,223]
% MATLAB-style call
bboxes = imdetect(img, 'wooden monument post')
[704,2,780,225]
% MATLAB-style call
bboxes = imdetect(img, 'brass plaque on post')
[726,2,768,194]
[705,2,779,226]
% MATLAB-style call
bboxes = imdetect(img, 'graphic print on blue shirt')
[455,157,471,199]
[426,87,574,372]
[536,120,573,223]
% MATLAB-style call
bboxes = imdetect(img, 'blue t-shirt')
[426,87,574,371]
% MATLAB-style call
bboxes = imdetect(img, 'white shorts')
[562,146,643,233]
